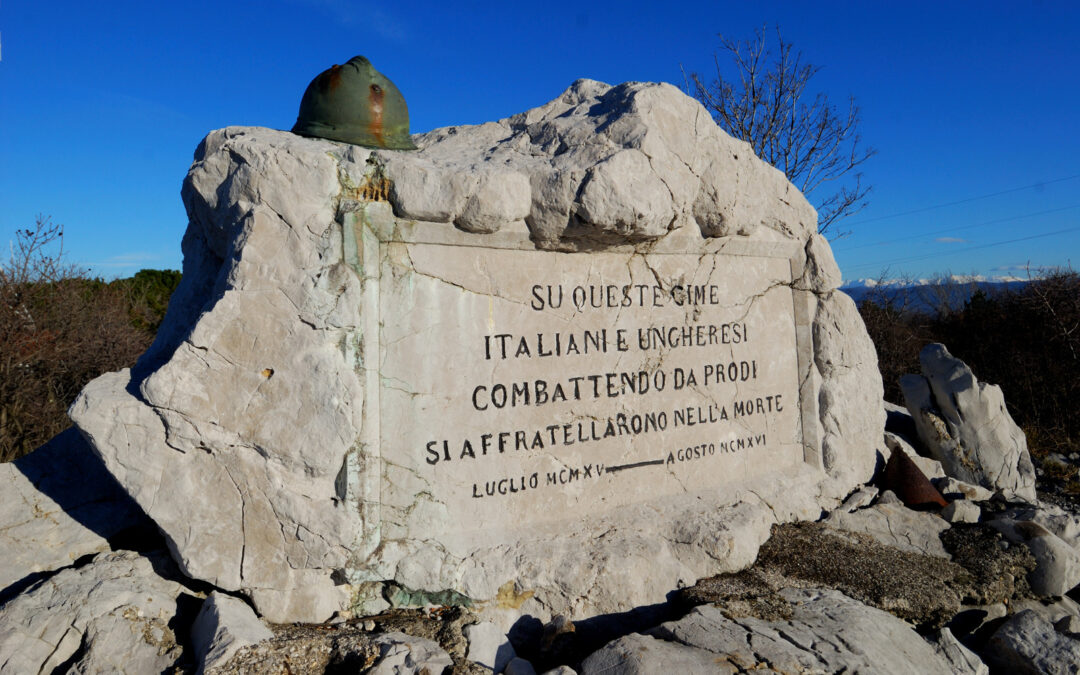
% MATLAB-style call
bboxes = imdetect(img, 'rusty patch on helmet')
[368,83,386,147]
[321,64,344,92]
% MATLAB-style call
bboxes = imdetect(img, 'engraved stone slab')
[347,206,815,554]
[70,84,887,622]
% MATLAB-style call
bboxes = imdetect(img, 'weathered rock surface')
[1010,596,1080,626]
[989,518,1080,596]
[929,628,989,675]
[192,592,274,673]
[680,522,970,629]
[1006,503,1080,549]
[68,79,885,622]
[986,609,1080,674]
[838,484,879,511]
[825,499,951,558]
[934,476,994,502]
[886,429,946,479]
[942,500,981,524]
[367,632,455,674]
[464,621,516,672]
[0,550,197,674]
[0,428,148,602]
[900,343,1037,502]
[581,589,969,674]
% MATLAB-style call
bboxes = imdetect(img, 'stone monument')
[70,77,885,624]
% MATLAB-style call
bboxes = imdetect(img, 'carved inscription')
[376,244,805,538]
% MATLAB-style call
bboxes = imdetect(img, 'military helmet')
[292,55,417,150]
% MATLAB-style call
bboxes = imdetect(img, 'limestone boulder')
[989,519,1080,597]
[464,621,516,672]
[825,500,951,558]
[930,628,988,675]
[69,79,885,623]
[986,609,1080,674]
[580,589,974,674]
[1005,503,1080,549]
[192,592,274,674]
[1010,596,1080,626]
[900,343,1037,503]
[942,500,981,524]
[812,290,887,499]
[0,550,196,674]
[934,476,994,502]
[0,428,148,603]
[367,632,454,674]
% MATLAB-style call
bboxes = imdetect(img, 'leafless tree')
[688,26,875,235]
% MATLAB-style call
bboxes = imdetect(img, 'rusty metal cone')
[882,446,949,509]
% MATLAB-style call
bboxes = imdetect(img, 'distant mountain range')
[839,275,1030,312]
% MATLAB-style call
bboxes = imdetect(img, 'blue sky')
[2,1,1078,281]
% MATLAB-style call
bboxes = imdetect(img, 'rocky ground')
[201,474,1080,674]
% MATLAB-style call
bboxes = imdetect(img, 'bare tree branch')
[688,25,876,236]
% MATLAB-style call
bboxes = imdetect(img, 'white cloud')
[935,237,968,243]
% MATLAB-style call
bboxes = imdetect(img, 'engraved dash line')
[605,459,665,473]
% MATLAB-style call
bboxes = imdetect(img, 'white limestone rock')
[900,343,1037,503]
[580,589,965,674]
[987,609,1080,675]
[1054,614,1080,636]
[464,621,516,672]
[884,399,920,441]
[68,79,884,623]
[1010,596,1080,628]
[826,501,951,558]
[581,634,727,674]
[929,628,988,675]
[192,592,273,674]
[989,519,1080,597]
[368,632,453,675]
[72,370,351,624]
[839,485,880,512]
[886,430,946,479]
[0,428,147,601]
[797,232,843,291]
[933,476,994,502]
[812,290,887,498]
[0,551,193,674]
[942,500,981,524]
[1005,503,1080,549]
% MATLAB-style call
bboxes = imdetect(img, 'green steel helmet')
[292,55,417,150]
